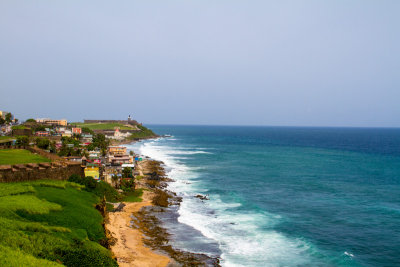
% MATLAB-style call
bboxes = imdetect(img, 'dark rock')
[195,194,209,201]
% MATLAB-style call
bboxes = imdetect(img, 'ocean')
[127,126,400,267]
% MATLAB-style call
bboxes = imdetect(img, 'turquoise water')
[128,126,400,266]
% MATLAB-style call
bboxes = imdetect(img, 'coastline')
[106,153,220,266]
[105,189,172,267]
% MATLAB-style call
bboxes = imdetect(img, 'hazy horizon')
[1,1,399,127]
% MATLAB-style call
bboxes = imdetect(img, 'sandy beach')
[105,160,172,267]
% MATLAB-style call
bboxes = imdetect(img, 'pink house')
[72,128,82,134]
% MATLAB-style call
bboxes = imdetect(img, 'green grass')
[128,125,157,139]
[122,189,143,202]
[11,125,28,130]
[72,122,133,130]
[0,149,51,165]
[0,136,14,141]
[0,180,117,266]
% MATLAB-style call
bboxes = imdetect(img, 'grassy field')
[122,188,143,202]
[0,149,51,165]
[11,125,28,130]
[0,136,14,143]
[72,122,133,130]
[0,180,117,266]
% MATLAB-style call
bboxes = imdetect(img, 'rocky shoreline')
[133,159,221,267]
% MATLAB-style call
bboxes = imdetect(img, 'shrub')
[16,136,29,147]
[68,175,120,202]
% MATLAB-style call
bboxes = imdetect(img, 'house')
[108,146,127,156]
[35,131,50,136]
[108,154,133,165]
[88,151,100,159]
[72,128,82,134]
[0,111,14,121]
[84,165,100,181]
[81,134,93,143]
[108,128,131,140]
[64,156,82,163]
[56,127,66,133]
[62,130,72,137]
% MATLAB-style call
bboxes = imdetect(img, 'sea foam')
[128,139,319,266]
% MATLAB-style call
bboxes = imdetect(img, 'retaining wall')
[0,162,84,183]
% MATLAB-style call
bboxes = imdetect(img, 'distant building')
[72,127,82,134]
[108,154,133,165]
[56,127,66,133]
[35,131,50,136]
[36,118,67,126]
[108,146,127,156]
[62,130,72,137]
[88,151,100,159]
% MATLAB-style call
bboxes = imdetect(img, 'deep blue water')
[128,126,400,266]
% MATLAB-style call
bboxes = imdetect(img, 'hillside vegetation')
[72,122,133,130]
[0,180,117,266]
[0,149,51,165]
[128,125,157,139]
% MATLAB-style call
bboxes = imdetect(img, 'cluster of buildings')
[35,126,92,140]
[35,118,68,126]
[0,110,16,135]
[81,145,141,186]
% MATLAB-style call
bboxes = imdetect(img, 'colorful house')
[72,127,82,134]
[84,165,100,181]
[108,146,127,156]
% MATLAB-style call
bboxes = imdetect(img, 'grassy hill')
[71,122,133,130]
[127,125,157,140]
[0,149,51,165]
[0,180,117,266]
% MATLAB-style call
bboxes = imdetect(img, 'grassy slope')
[0,180,117,267]
[11,125,28,130]
[0,136,15,141]
[122,188,143,202]
[128,125,157,139]
[0,149,51,165]
[72,122,133,130]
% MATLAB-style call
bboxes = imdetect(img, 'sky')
[0,0,399,127]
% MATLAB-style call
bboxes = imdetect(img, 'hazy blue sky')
[1,1,399,127]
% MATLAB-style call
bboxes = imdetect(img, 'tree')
[49,141,57,153]
[122,167,133,178]
[36,138,50,150]
[5,113,12,124]
[81,127,94,135]
[0,117,5,125]
[129,150,134,156]
[16,136,29,147]
[92,133,109,151]
[26,118,36,123]
[120,178,135,192]
[111,175,119,189]
[14,118,18,123]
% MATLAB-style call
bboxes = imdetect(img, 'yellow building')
[84,166,100,180]
[36,118,68,126]
[108,146,127,156]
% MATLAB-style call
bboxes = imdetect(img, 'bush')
[120,178,135,192]
[16,136,29,147]
[68,175,96,190]
[68,175,121,202]
[36,138,51,150]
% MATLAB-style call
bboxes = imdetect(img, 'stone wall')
[0,162,84,183]
[83,119,139,126]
